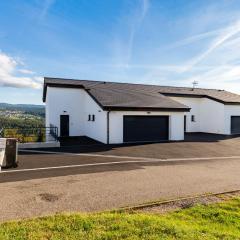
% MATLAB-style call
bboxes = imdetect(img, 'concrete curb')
[112,189,240,212]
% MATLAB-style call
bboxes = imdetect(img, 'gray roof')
[43,78,240,111]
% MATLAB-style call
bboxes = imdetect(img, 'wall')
[170,97,202,132]
[46,87,84,136]
[170,96,226,134]
[109,111,184,144]
[45,87,107,143]
[200,98,225,134]
[224,105,240,134]
[83,92,107,143]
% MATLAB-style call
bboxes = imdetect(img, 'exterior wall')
[46,87,84,136]
[82,92,107,143]
[170,96,227,134]
[170,97,201,132]
[224,105,240,134]
[109,111,185,144]
[45,87,107,143]
[200,98,225,134]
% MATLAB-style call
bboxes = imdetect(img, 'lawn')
[1,198,240,240]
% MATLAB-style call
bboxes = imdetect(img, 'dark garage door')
[123,116,169,143]
[231,116,240,134]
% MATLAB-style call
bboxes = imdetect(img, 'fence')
[0,127,58,143]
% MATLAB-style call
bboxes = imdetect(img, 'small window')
[191,115,196,122]
[92,115,95,121]
[88,115,91,121]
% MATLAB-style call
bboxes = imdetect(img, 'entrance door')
[123,116,169,143]
[60,115,69,137]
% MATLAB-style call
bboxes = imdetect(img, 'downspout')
[107,111,110,144]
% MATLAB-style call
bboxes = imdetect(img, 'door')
[60,115,69,137]
[123,116,169,143]
[231,116,240,134]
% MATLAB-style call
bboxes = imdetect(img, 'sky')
[1,0,240,104]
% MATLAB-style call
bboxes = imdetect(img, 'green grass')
[1,198,240,240]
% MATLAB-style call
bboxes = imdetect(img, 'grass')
[1,198,240,240]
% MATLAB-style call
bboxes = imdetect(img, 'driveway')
[20,133,240,159]
[0,135,240,222]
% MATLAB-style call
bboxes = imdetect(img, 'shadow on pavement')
[0,157,224,183]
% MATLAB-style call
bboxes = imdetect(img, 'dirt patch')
[38,193,59,202]
[133,191,240,214]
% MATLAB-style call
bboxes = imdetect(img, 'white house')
[43,77,240,144]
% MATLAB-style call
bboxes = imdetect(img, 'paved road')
[0,152,240,222]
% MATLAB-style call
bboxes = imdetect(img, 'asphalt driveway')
[20,133,240,159]
[0,134,240,222]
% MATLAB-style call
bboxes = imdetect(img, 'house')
[43,77,240,144]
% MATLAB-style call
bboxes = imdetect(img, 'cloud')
[40,0,56,19]
[127,0,149,62]
[183,19,240,72]
[18,69,35,74]
[141,0,150,20]
[0,51,42,89]
[166,28,223,50]
[113,0,150,67]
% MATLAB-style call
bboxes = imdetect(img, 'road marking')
[1,155,240,174]
[19,149,240,162]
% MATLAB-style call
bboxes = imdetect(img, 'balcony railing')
[0,127,58,143]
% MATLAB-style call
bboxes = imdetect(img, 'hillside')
[0,103,45,129]
[0,103,45,118]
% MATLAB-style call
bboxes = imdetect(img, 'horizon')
[1,0,240,104]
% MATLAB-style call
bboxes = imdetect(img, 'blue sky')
[1,0,240,104]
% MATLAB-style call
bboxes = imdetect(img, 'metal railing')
[0,127,58,143]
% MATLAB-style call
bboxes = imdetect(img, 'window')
[191,115,196,122]
[88,114,95,121]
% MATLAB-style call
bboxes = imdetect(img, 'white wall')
[170,97,201,132]
[109,111,184,144]
[45,87,107,143]
[200,98,225,134]
[83,92,107,143]
[224,105,240,134]
[170,96,230,134]
[46,87,84,136]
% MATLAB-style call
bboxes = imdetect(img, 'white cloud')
[182,65,240,94]
[183,19,240,72]
[113,0,150,67]
[18,69,35,74]
[141,13,240,94]
[166,28,223,50]
[40,0,56,19]
[0,51,42,89]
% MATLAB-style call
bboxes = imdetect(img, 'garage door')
[231,116,240,134]
[123,116,169,143]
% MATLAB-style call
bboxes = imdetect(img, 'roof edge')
[43,80,85,102]
[160,92,240,105]
[103,106,191,112]
[43,79,105,110]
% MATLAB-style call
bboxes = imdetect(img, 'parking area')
[0,134,240,222]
